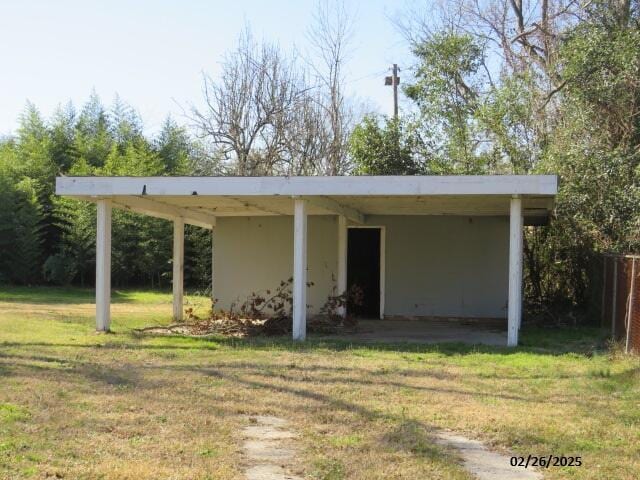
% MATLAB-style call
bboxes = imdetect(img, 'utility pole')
[384,64,400,118]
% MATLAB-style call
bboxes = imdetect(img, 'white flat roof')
[57,175,556,196]
[56,175,557,228]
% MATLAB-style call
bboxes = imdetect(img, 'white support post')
[337,215,348,317]
[96,199,112,332]
[508,195,523,347]
[211,227,215,305]
[172,218,185,321]
[293,199,308,341]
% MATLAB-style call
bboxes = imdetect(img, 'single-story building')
[56,175,558,346]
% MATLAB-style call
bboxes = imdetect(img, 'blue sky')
[0,0,415,136]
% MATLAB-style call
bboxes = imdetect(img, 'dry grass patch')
[0,286,639,479]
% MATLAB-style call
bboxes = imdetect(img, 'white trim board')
[56,175,558,197]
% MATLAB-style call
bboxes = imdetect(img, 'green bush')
[43,254,77,285]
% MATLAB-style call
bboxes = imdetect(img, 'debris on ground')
[134,313,358,337]
[134,278,362,337]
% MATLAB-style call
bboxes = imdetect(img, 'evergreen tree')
[75,91,112,168]
[101,141,164,176]
[16,103,60,262]
[49,102,78,172]
[16,103,56,188]
[54,197,95,286]
[0,175,43,284]
[111,95,145,152]
[156,116,192,174]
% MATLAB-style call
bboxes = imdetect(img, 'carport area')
[55,175,557,347]
[328,318,507,346]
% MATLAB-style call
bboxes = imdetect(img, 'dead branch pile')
[134,278,363,338]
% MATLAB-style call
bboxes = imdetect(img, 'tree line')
[1,0,638,323]
[0,2,355,293]
[0,95,213,289]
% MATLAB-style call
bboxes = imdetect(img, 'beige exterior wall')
[373,215,508,318]
[213,214,509,318]
[213,216,338,314]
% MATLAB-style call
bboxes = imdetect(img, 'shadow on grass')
[0,324,609,357]
[3,346,634,413]
[156,325,609,356]
[1,332,634,474]
[0,345,466,474]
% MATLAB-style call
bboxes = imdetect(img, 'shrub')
[43,253,77,285]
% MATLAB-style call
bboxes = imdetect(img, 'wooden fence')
[602,254,640,354]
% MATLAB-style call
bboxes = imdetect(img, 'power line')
[345,69,389,86]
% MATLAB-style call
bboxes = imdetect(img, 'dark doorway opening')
[347,228,381,318]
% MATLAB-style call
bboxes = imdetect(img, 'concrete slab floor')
[327,318,508,346]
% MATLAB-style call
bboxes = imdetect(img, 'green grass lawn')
[0,286,638,479]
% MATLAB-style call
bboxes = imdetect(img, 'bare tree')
[307,0,355,175]
[190,28,306,175]
[398,0,582,90]
[282,87,331,175]
[192,7,357,177]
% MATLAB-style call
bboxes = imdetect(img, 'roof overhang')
[56,175,558,228]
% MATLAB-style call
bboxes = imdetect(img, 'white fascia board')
[56,175,558,197]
